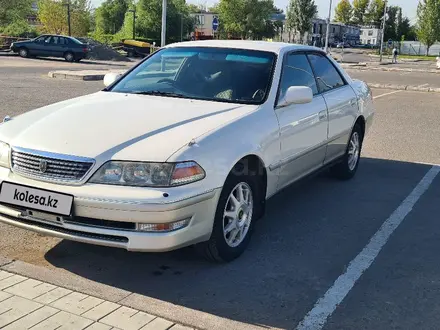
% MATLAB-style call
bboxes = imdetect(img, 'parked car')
[336,42,351,48]
[10,34,89,62]
[0,41,374,262]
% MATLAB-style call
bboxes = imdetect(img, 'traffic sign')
[212,17,219,32]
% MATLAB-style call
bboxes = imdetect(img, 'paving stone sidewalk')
[0,270,192,330]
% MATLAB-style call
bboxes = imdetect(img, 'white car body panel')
[0,40,375,252]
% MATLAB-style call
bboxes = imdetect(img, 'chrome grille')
[11,148,94,182]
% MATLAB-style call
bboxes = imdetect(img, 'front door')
[274,53,329,191]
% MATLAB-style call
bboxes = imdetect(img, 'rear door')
[307,53,359,163]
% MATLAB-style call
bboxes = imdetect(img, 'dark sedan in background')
[10,34,89,62]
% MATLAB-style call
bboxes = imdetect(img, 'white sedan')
[0,40,374,262]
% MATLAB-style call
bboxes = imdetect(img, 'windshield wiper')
[132,90,187,98]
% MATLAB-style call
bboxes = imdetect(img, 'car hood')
[0,92,257,163]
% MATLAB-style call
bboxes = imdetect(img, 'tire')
[19,48,28,58]
[330,123,363,180]
[64,52,74,62]
[196,172,262,262]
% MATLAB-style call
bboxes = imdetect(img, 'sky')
[90,0,418,22]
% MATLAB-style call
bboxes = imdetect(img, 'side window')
[59,37,66,45]
[308,54,345,93]
[51,36,59,44]
[278,53,318,100]
[44,36,52,43]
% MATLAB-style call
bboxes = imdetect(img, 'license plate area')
[0,182,73,216]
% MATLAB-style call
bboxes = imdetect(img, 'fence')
[399,41,440,56]
[0,35,30,50]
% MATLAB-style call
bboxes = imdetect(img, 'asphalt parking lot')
[1,57,440,330]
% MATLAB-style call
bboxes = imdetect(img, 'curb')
[368,83,440,93]
[48,71,106,81]
[48,70,126,81]
[0,256,262,330]
[344,66,440,74]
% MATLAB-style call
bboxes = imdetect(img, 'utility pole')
[180,14,183,42]
[324,0,332,53]
[379,0,387,62]
[161,0,167,47]
[63,1,71,36]
[128,9,136,40]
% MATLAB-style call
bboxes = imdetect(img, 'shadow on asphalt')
[44,157,432,329]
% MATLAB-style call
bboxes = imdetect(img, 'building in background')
[360,26,382,46]
[270,14,360,47]
[190,11,219,40]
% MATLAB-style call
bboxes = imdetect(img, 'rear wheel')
[19,48,28,58]
[197,173,260,262]
[331,123,363,180]
[64,52,74,62]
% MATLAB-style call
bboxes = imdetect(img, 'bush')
[0,20,37,38]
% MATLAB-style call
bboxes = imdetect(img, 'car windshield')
[110,47,277,104]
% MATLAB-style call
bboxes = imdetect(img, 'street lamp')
[128,9,136,40]
[324,0,332,53]
[161,0,167,47]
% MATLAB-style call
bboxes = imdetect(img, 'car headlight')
[0,142,10,168]
[89,161,205,187]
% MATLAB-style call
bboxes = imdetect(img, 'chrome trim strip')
[75,188,220,206]
[269,141,327,171]
[269,129,351,171]
[12,147,95,163]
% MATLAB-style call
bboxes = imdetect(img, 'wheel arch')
[228,154,268,218]
[354,115,366,140]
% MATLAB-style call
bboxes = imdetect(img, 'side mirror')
[103,72,122,87]
[278,86,313,107]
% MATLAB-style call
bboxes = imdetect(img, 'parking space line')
[373,90,402,99]
[418,83,429,88]
[295,165,440,330]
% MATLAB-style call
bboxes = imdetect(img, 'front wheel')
[19,48,28,58]
[330,123,363,180]
[197,174,259,262]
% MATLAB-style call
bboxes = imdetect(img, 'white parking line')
[418,83,429,88]
[296,165,440,330]
[373,90,402,99]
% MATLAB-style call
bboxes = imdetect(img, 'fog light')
[136,218,190,232]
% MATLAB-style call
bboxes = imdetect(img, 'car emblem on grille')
[39,160,48,173]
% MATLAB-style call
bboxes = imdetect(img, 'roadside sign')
[212,17,219,32]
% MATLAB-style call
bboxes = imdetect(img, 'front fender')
[167,105,281,198]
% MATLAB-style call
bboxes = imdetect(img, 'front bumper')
[0,168,221,252]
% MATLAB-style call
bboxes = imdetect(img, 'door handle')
[318,111,327,120]
[350,99,357,106]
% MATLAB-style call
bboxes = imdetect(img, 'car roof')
[39,34,75,39]
[165,40,324,55]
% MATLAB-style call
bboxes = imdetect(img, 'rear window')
[68,37,83,45]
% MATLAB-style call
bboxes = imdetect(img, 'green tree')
[366,0,384,28]
[0,0,33,27]
[416,0,440,55]
[384,5,399,41]
[218,0,274,39]
[286,0,317,44]
[334,0,352,24]
[95,0,130,35]
[352,0,369,25]
[135,0,195,43]
[38,0,92,36]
